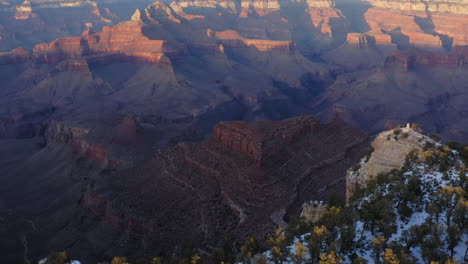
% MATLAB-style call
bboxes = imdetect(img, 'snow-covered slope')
[243,135,468,264]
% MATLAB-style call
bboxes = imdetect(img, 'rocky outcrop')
[0,0,155,51]
[361,0,468,50]
[0,115,368,263]
[346,124,433,200]
[0,47,31,63]
[0,19,179,67]
[213,115,318,165]
[346,33,375,48]
[14,0,37,20]
[366,0,468,15]
[384,46,468,71]
[306,0,348,38]
[139,116,368,251]
[170,0,238,12]
[32,22,172,64]
[300,200,328,222]
[214,30,296,52]
[239,0,281,17]
[363,7,444,50]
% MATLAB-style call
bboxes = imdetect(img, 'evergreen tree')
[293,242,309,264]
[46,251,68,264]
[382,249,400,264]
[111,257,130,264]
[318,251,342,264]
[446,225,461,258]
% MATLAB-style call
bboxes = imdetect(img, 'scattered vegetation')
[40,141,468,264]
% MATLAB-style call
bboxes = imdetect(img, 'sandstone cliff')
[367,0,468,15]
[346,124,433,200]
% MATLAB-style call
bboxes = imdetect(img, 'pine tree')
[382,249,400,264]
[308,225,329,263]
[111,257,129,264]
[190,254,201,264]
[46,251,68,264]
[318,251,342,264]
[267,227,287,264]
[240,236,261,264]
[150,257,162,264]
[371,236,386,263]
[293,241,309,264]
[446,225,461,258]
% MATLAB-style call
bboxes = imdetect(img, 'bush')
[46,252,68,264]
[429,133,441,141]
[423,141,435,151]
[112,257,129,264]
[365,147,374,162]
[240,236,263,263]
[361,197,397,236]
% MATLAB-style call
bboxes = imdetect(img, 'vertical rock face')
[300,200,328,222]
[0,0,155,51]
[1,17,176,65]
[14,0,36,20]
[367,0,468,15]
[213,115,318,165]
[346,33,374,48]
[360,0,468,50]
[384,47,468,71]
[306,0,348,38]
[346,124,433,201]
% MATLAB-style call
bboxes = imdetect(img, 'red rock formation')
[432,13,468,46]
[364,7,443,50]
[73,141,108,161]
[5,115,365,263]
[213,116,318,165]
[361,0,468,51]
[0,47,31,64]
[306,0,347,38]
[346,33,374,48]
[214,30,296,52]
[384,46,468,71]
[32,21,171,64]
[54,58,91,73]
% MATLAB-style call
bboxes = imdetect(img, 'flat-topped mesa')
[170,0,238,13]
[171,0,283,15]
[28,20,177,64]
[214,30,296,52]
[306,0,336,8]
[346,123,433,201]
[239,0,281,16]
[359,0,468,50]
[0,47,31,64]
[19,0,93,9]
[213,115,318,166]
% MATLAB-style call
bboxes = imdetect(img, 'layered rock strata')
[213,115,318,165]
[346,124,433,200]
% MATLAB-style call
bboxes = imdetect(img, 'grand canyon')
[0,0,467,263]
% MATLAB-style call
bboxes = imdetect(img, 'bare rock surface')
[346,124,432,200]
